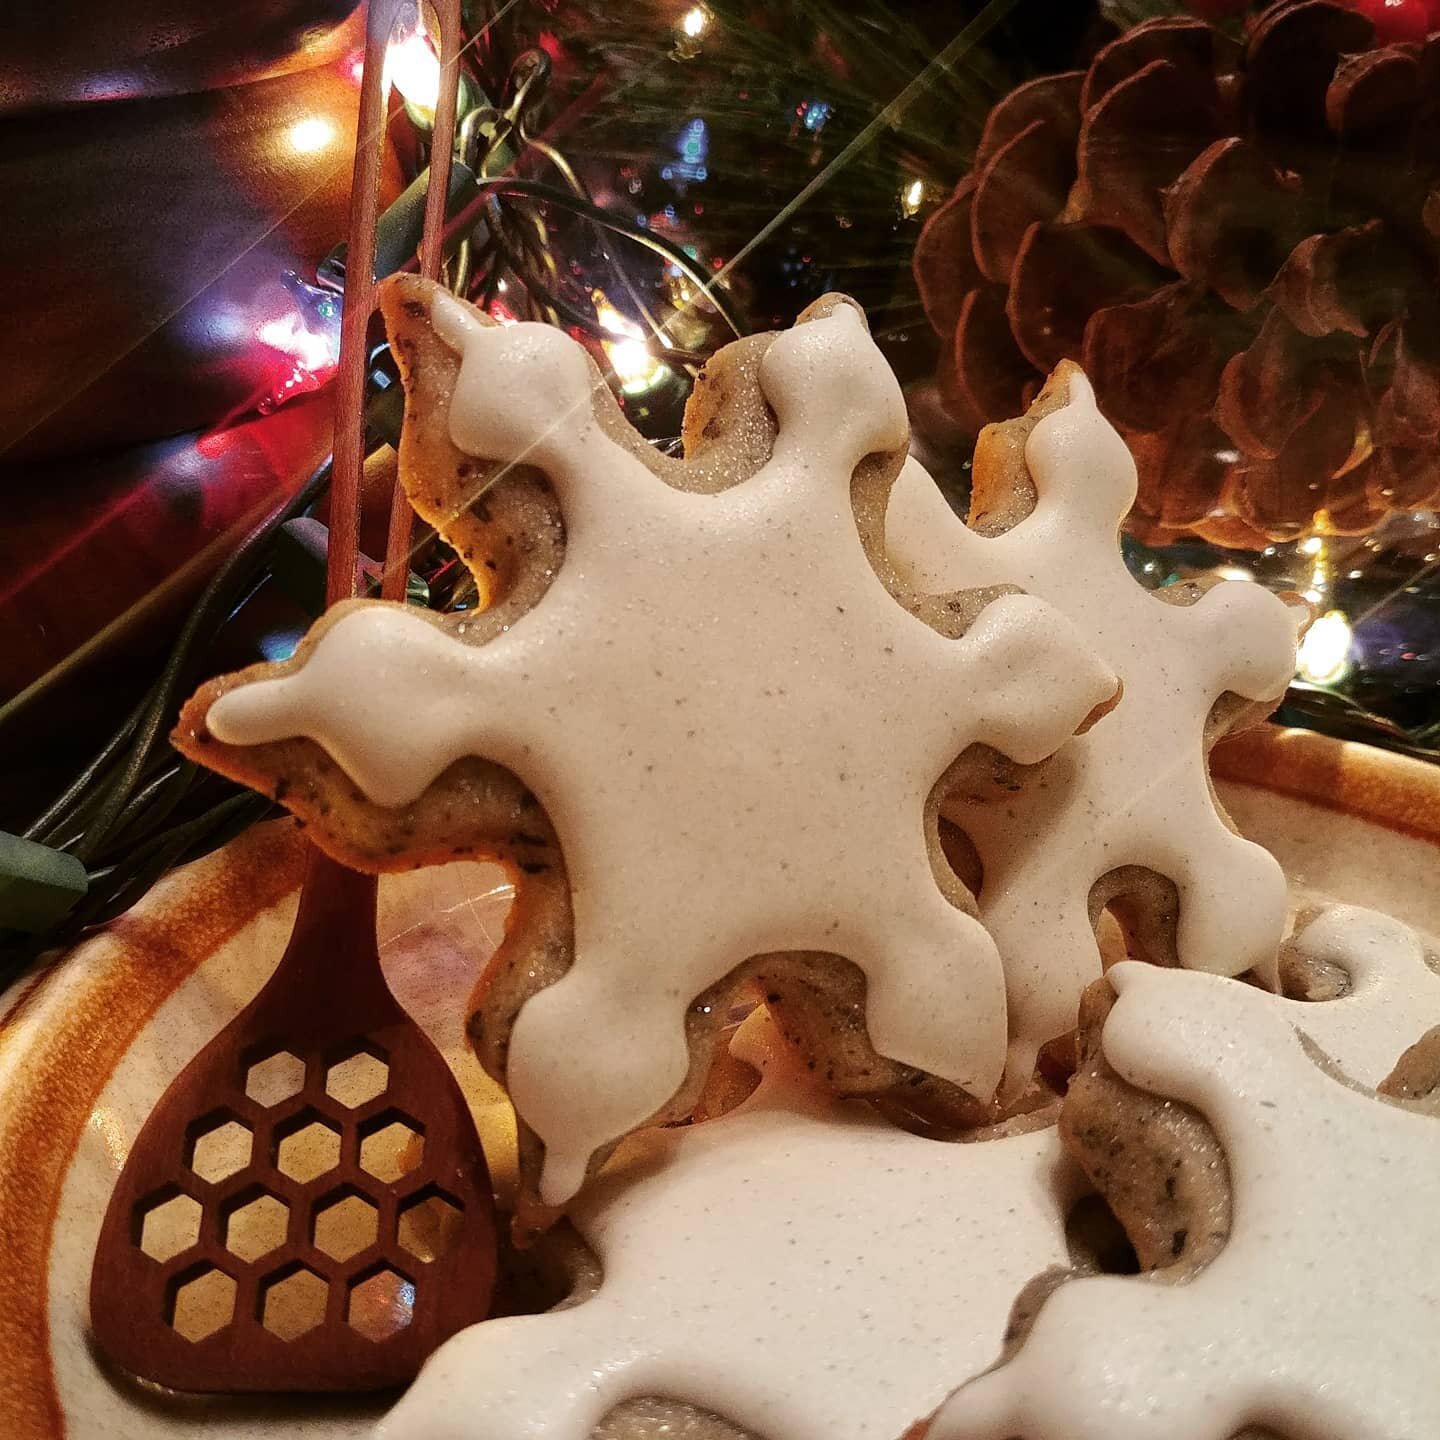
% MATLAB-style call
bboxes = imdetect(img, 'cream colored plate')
[0,831,513,1440]
[1,728,1437,1439]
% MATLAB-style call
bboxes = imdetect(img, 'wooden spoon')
[90,0,490,1393]
[88,850,497,1392]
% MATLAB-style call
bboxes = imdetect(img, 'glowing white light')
[901,178,926,216]
[1302,532,1332,608]
[681,6,708,37]
[1297,609,1353,686]
[258,313,341,375]
[609,337,654,382]
[595,298,668,395]
[386,23,441,117]
[288,117,335,154]
[256,291,342,411]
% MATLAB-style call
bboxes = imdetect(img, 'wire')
[0,457,337,977]
[60,458,330,863]
[448,176,747,342]
[23,693,148,843]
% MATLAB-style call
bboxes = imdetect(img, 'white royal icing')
[1278,905,1440,1085]
[208,299,1117,1203]
[377,1018,1083,1440]
[886,379,1303,1084]
[927,957,1440,1440]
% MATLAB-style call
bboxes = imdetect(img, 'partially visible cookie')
[377,1013,1081,1440]
[1060,975,1230,1275]
[1273,904,1440,1084]
[914,937,1440,1440]
[1379,1023,1440,1117]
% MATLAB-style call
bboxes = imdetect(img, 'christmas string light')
[1297,610,1354,686]
[385,10,443,119]
[255,274,343,412]
[593,293,670,394]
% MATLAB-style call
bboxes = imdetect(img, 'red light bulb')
[1349,0,1434,42]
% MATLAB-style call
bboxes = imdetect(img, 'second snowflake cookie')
[887,365,1309,1088]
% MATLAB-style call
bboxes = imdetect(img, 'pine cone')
[914,1,1440,548]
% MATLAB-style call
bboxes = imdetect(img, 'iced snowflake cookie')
[915,908,1440,1440]
[376,1015,1084,1440]
[886,364,1309,1085]
[175,281,1119,1206]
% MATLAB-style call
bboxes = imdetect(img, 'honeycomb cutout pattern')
[314,1190,379,1262]
[246,1050,306,1107]
[397,1189,464,1265]
[97,1029,486,1391]
[168,1264,237,1342]
[276,1111,343,1183]
[224,1190,290,1263]
[89,858,499,1395]
[346,1265,416,1342]
[139,1190,203,1263]
[326,1047,389,1108]
[188,1114,253,1183]
[359,1114,424,1183]
[261,1264,330,1341]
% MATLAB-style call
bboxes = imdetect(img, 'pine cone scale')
[1082,17,1237,114]
[1008,221,1168,373]
[1070,56,1224,264]
[1164,138,1305,311]
[944,287,1034,437]
[1327,48,1420,141]
[1083,282,1246,433]
[1267,222,1381,337]
[1247,0,1375,142]
[971,119,1077,284]
[915,180,981,338]
[974,72,1084,171]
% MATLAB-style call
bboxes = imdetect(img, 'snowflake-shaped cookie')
[887,367,1306,1082]
[204,289,1117,1202]
[377,1017,1082,1440]
[924,955,1440,1440]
